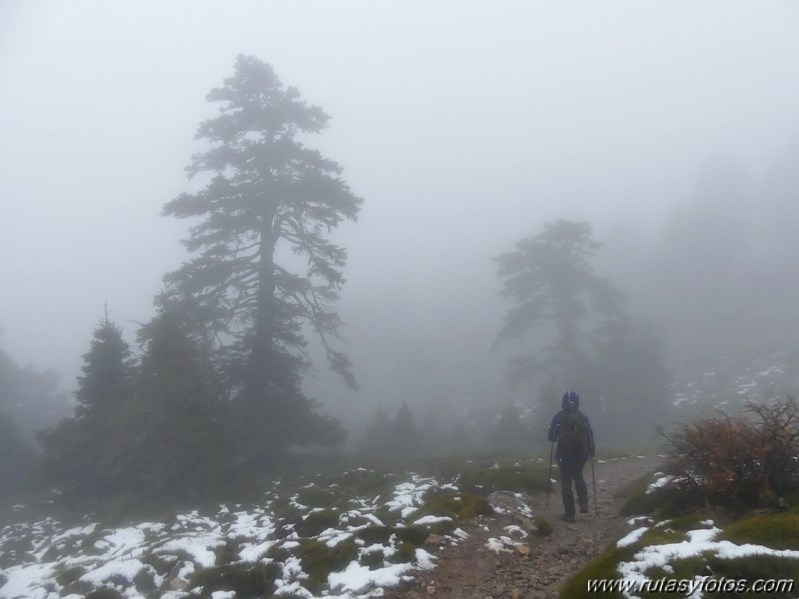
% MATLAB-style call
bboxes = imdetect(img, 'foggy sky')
[2,1,799,422]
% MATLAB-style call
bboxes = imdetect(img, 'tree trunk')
[247,216,277,398]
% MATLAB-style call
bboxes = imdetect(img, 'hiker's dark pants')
[559,456,589,517]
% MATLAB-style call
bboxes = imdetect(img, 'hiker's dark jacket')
[547,410,595,462]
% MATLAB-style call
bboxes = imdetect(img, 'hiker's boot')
[562,488,576,522]
[578,497,589,514]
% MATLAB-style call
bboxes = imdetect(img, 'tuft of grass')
[298,538,358,593]
[293,508,341,538]
[388,541,417,564]
[704,554,799,599]
[636,514,714,547]
[393,525,430,546]
[354,525,393,546]
[719,510,799,550]
[618,477,701,519]
[532,516,553,537]
[412,492,492,524]
[188,562,280,598]
[54,565,86,587]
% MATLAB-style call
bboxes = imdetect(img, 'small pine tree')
[391,402,420,457]
[359,405,394,455]
[0,408,34,496]
[39,311,133,499]
[126,298,232,500]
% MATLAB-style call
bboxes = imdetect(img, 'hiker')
[547,390,595,522]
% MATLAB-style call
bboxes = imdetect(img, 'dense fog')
[2,1,799,462]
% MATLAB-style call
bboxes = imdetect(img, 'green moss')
[461,465,549,495]
[720,511,799,550]
[298,538,358,593]
[532,516,553,537]
[188,562,280,598]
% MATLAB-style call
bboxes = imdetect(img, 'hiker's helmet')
[562,391,580,412]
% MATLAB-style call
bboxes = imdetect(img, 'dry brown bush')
[658,396,799,511]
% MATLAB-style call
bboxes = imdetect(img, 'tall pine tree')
[162,56,357,465]
[495,220,626,388]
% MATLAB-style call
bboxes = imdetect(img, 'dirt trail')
[382,455,661,599]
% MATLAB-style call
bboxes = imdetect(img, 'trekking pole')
[590,454,597,512]
[546,441,554,508]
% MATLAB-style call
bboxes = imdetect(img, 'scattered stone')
[514,544,531,557]
[425,534,446,547]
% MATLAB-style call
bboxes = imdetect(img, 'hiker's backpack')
[557,410,590,457]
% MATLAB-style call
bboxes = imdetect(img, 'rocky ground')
[381,455,662,599]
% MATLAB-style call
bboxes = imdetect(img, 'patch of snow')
[485,538,508,553]
[413,515,452,526]
[646,475,674,494]
[415,548,436,569]
[616,526,649,548]
[80,558,154,585]
[328,560,414,594]
[154,534,225,568]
